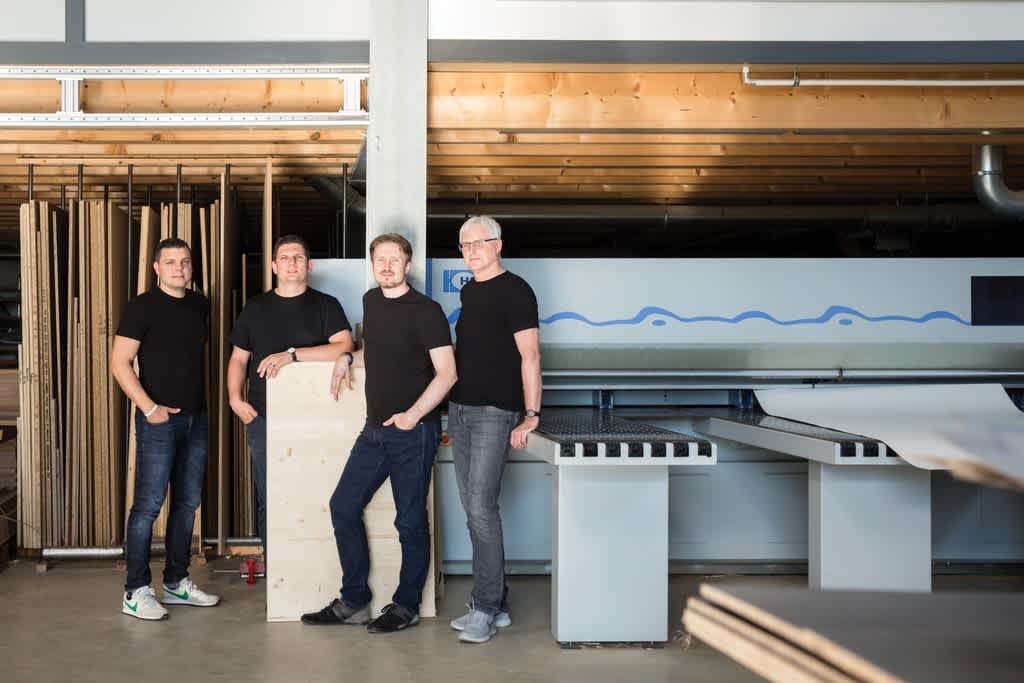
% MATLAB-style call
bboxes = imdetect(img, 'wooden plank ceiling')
[425,69,1024,203]
[2,67,1024,238]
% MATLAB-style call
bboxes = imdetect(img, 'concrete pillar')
[367,0,428,290]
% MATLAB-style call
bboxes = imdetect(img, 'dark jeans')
[330,419,441,612]
[125,409,208,591]
[244,416,267,554]
[447,402,518,615]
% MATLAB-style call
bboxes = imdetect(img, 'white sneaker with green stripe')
[122,586,169,621]
[161,577,220,607]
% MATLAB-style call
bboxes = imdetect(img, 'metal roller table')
[521,410,717,645]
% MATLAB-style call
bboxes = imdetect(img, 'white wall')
[19,0,1020,46]
[428,1,1024,42]
[0,0,64,41]
[85,0,369,42]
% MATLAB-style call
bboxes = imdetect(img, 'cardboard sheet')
[755,385,1024,483]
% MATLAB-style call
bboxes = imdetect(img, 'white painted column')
[367,0,427,289]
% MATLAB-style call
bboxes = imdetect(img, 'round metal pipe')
[202,537,263,546]
[42,545,165,560]
[973,144,1024,218]
[342,163,349,258]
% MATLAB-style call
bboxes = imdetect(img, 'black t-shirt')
[116,287,209,414]
[228,287,351,414]
[451,271,539,412]
[363,287,452,425]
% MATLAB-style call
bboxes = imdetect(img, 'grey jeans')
[448,401,519,615]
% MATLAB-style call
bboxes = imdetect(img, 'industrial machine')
[313,257,1024,645]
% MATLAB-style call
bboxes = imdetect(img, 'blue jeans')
[330,419,441,611]
[244,416,267,553]
[448,402,518,615]
[125,410,209,591]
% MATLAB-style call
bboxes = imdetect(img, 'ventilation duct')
[973,144,1024,218]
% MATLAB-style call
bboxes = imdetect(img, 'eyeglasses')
[457,238,499,253]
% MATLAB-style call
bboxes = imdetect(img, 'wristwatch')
[524,409,541,419]
[287,347,298,362]
[343,351,354,366]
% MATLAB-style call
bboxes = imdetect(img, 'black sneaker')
[366,603,420,633]
[301,598,370,625]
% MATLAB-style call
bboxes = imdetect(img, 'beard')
[377,272,405,290]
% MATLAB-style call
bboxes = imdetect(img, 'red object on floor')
[246,558,256,585]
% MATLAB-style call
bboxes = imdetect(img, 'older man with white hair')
[448,215,542,644]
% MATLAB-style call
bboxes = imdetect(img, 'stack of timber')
[232,253,255,540]
[18,200,126,549]
[18,185,247,554]
[0,428,15,554]
[684,584,1024,683]
[0,367,18,425]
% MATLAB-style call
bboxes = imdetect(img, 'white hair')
[459,215,502,241]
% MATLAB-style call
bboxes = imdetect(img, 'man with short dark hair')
[228,234,355,558]
[301,233,456,633]
[112,237,219,620]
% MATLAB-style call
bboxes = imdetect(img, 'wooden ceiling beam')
[0,79,362,114]
[427,155,983,168]
[428,130,1024,145]
[4,142,361,156]
[0,128,365,143]
[428,72,1024,131]
[427,142,975,157]
[10,156,353,168]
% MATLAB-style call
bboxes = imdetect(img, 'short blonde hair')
[369,232,413,260]
[459,215,502,242]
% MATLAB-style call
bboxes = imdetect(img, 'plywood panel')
[107,205,129,538]
[694,584,1024,683]
[266,364,438,622]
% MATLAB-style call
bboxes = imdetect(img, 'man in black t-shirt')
[301,233,455,634]
[112,237,219,621]
[227,234,354,557]
[447,215,541,644]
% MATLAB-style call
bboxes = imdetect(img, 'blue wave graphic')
[447,305,969,327]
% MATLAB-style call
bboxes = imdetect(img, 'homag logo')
[443,269,474,293]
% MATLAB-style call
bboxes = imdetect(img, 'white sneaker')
[161,577,220,607]
[451,603,511,631]
[122,586,169,621]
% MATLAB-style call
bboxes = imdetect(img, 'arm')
[227,345,259,424]
[509,327,542,449]
[256,328,355,378]
[384,345,458,430]
[110,335,179,424]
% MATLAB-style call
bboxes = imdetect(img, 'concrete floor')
[2,562,1022,683]
[0,559,766,683]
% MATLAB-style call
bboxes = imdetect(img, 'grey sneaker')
[458,609,498,644]
[450,603,511,631]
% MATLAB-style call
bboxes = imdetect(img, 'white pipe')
[742,65,1024,88]
[0,66,368,80]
